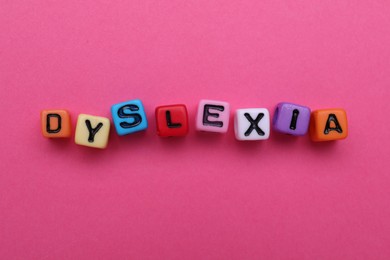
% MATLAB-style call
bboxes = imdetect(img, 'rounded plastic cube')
[272,102,311,136]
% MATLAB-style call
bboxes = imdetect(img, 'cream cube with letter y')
[75,114,110,149]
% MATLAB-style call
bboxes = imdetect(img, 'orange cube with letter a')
[310,108,348,142]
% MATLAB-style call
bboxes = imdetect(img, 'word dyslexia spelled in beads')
[41,99,348,149]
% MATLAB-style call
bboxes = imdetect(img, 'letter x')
[244,113,265,136]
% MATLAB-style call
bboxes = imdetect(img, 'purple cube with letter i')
[273,102,311,136]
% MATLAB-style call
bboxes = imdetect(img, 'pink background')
[1,1,390,259]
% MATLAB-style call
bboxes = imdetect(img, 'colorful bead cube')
[234,108,270,140]
[111,99,148,136]
[272,102,311,136]
[196,99,230,133]
[75,114,110,149]
[155,104,189,137]
[41,109,72,138]
[309,108,348,141]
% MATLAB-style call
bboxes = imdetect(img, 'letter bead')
[75,114,110,149]
[111,99,148,136]
[273,102,311,136]
[234,108,270,140]
[155,104,189,137]
[309,108,348,141]
[196,99,230,133]
[41,109,72,138]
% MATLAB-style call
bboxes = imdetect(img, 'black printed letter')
[118,105,142,128]
[203,105,224,127]
[85,120,103,143]
[244,113,265,136]
[289,109,300,130]
[46,114,62,133]
[324,114,343,134]
[166,111,181,128]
